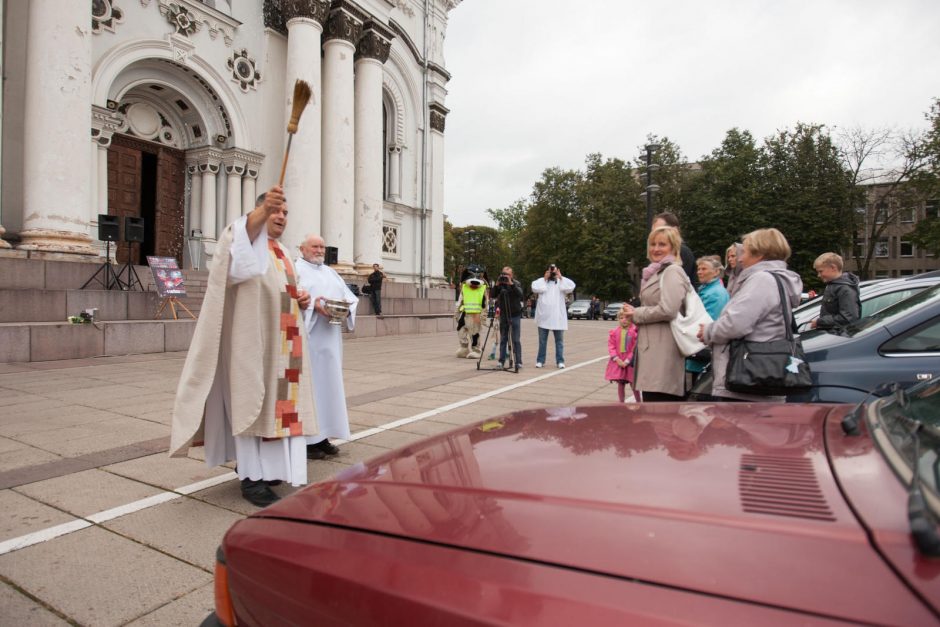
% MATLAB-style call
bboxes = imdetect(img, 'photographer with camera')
[531,263,576,369]
[492,266,525,369]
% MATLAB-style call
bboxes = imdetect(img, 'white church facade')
[0,0,460,286]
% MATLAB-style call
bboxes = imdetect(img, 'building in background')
[846,182,940,279]
[0,0,461,286]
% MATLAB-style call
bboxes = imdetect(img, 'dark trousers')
[499,314,522,365]
[370,289,382,315]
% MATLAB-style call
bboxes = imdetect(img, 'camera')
[498,273,511,285]
[548,263,557,281]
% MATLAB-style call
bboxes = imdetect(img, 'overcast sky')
[441,0,940,227]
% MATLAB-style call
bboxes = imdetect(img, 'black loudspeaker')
[98,215,120,242]
[325,246,338,266]
[125,216,145,243]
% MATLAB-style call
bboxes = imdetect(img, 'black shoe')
[266,480,282,487]
[241,479,280,507]
[306,444,328,460]
[315,439,340,456]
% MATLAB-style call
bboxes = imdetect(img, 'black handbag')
[725,273,812,395]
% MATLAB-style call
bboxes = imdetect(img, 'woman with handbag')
[621,226,690,401]
[696,228,804,402]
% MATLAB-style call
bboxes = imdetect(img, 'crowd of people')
[168,189,860,507]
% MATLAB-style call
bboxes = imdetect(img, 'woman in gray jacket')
[697,228,803,402]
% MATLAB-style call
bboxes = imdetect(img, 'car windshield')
[874,378,940,497]
[571,300,590,307]
[841,285,940,338]
[606,302,624,310]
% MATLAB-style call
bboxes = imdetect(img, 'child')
[605,310,639,402]
[811,252,861,331]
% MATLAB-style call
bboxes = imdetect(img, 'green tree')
[683,128,764,259]
[911,98,940,256]
[516,167,584,285]
[486,198,528,271]
[757,123,860,287]
[443,219,461,282]
[451,225,505,281]
[577,153,645,300]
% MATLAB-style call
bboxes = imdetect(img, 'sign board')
[147,256,187,298]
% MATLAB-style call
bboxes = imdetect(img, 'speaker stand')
[81,240,123,290]
[117,242,143,291]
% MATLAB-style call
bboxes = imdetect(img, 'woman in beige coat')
[622,226,690,401]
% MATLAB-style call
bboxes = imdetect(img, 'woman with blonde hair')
[622,226,690,401]
[697,228,803,401]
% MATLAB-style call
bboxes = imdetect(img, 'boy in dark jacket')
[812,252,861,331]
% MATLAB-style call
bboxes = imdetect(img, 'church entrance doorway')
[107,134,185,265]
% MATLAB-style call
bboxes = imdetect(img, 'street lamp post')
[464,229,476,265]
[642,143,662,231]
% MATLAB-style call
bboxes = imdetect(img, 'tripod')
[81,240,123,290]
[477,286,519,373]
[116,241,144,291]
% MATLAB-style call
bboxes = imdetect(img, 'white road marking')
[0,356,607,556]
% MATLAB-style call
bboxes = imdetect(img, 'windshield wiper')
[906,422,940,558]
[842,382,894,436]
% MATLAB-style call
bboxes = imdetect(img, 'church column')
[242,166,259,216]
[200,162,219,240]
[353,22,393,270]
[90,105,125,216]
[282,0,330,249]
[387,145,402,202]
[186,163,202,236]
[223,153,245,228]
[19,0,96,255]
[429,104,448,282]
[321,4,362,270]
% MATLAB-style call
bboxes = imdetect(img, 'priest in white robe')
[169,186,318,507]
[295,234,358,459]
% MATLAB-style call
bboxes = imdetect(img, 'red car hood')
[261,403,933,624]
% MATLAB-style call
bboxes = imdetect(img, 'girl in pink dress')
[605,310,639,402]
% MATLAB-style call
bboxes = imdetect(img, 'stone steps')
[0,256,457,362]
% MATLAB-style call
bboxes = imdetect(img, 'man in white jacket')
[531,264,576,368]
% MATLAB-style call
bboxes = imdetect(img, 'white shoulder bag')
[660,268,712,357]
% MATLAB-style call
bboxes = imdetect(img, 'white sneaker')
[535,362,543,368]
[558,362,565,369]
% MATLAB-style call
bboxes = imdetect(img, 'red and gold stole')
[268,239,304,438]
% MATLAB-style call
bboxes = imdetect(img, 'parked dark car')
[205,392,940,626]
[691,283,940,403]
[602,301,624,320]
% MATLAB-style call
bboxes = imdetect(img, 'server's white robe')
[295,258,358,443]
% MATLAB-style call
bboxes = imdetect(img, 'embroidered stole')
[268,239,304,439]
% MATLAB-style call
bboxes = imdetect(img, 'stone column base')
[0,224,11,249]
[17,229,97,256]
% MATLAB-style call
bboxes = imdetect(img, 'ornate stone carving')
[429,103,448,134]
[161,2,199,37]
[356,22,393,63]
[382,223,399,256]
[156,0,238,46]
[323,5,362,44]
[92,0,124,34]
[91,105,127,147]
[392,0,414,18]
[228,49,261,92]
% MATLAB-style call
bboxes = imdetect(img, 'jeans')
[370,289,382,315]
[499,315,522,365]
[536,327,564,365]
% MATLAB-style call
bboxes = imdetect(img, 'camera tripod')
[477,286,519,373]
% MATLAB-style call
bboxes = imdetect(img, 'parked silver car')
[793,271,940,332]
[567,299,592,319]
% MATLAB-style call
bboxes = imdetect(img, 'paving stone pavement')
[0,318,627,626]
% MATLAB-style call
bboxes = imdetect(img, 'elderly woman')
[697,228,803,401]
[687,256,730,377]
[622,226,689,401]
